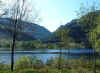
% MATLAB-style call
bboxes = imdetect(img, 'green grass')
[0,71,17,73]
[0,68,100,73]
[0,56,100,73]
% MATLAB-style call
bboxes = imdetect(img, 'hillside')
[0,18,51,41]
[49,10,100,49]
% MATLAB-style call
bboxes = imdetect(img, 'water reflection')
[0,49,96,64]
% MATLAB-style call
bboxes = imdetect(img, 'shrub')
[14,56,44,70]
[14,56,33,70]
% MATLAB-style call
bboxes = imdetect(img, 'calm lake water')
[0,49,95,64]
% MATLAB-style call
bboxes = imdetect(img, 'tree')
[56,27,71,69]
[77,3,100,73]
[56,27,71,48]
[0,0,40,71]
[9,0,29,71]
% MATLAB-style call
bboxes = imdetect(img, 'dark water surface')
[0,49,95,64]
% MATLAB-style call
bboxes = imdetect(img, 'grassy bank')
[0,56,100,73]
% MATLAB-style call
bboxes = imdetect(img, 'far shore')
[0,51,98,56]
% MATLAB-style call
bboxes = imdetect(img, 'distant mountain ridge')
[47,19,86,43]
[0,18,51,41]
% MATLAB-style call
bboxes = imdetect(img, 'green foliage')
[15,56,33,70]
[75,3,100,50]
[55,27,75,49]
[0,40,50,50]
[0,56,100,73]
[19,69,35,73]
[88,25,100,51]
[14,56,44,70]
[47,43,56,49]
[32,57,44,69]
[0,65,10,71]
[0,39,11,48]
[79,10,100,49]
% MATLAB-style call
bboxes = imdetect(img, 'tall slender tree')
[56,27,70,69]
[0,0,40,71]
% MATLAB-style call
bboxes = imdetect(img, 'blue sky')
[2,0,100,32]
[32,0,100,32]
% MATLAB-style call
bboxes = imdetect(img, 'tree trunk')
[58,48,62,69]
[94,53,96,73]
[11,19,17,72]
[93,31,96,73]
[11,32,16,71]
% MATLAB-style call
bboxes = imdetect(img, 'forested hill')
[0,18,51,41]
[48,10,100,49]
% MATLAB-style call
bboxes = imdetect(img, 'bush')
[14,56,33,70]
[0,65,10,70]
[14,56,44,70]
